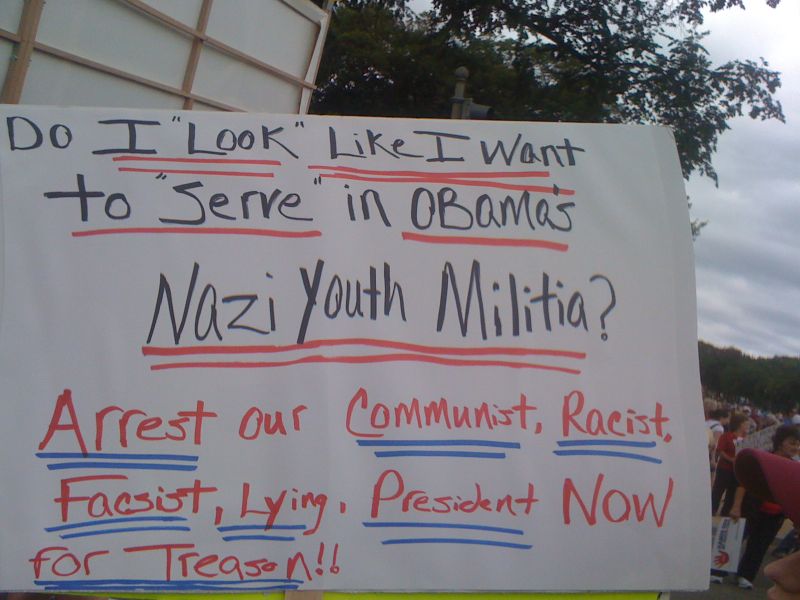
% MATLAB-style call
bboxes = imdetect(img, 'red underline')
[72,227,321,238]
[402,232,569,251]
[308,165,550,178]
[141,338,586,359]
[315,173,572,194]
[150,353,582,374]
[118,167,274,177]
[113,156,281,165]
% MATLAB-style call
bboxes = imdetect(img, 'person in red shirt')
[711,413,750,516]
[736,439,800,599]
[728,425,800,589]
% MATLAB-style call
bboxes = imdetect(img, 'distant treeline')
[699,341,800,412]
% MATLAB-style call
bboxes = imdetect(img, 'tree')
[698,341,800,412]
[311,7,524,119]
[311,0,784,184]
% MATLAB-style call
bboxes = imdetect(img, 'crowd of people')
[706,397,800,590]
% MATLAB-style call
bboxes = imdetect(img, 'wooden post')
[1,0,45,104]
[181,0,214,109]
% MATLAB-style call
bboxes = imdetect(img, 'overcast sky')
[686,0,800,358]
[407,1,797,357]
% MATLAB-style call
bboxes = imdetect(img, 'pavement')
[671,547,786,600]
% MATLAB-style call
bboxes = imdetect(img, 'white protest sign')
[0,107,709,592]
[711,516,746,573]
[740,423,779,451]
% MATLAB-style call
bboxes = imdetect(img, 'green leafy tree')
[312,0,784,185]
[699,341,800,412]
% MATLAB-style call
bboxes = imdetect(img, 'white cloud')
[687,0,800,357]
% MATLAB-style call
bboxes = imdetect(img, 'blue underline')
[556,440,657,448]
[374,450,507,459]
[61,526,191,539]
[217,524,306,532]
[222,535,296,542]
[39,584,300,592]
[35,579,301,591]
[36,578,303,586]
[382,538,532,550]
[553,449,662,464]
[37,452,199,461]
[364,521,524,535]
[357,439,520,448]
[46,462,198,471]
[47,516,188,532]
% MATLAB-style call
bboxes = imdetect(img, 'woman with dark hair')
[728,424,800,589]
[736,445,800,599]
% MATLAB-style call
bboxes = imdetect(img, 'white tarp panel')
[0,106,709,593]
[0,0,328,113]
